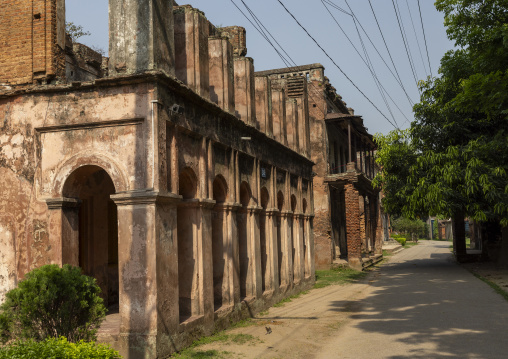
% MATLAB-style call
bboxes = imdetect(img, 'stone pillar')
[264,208,279,295]
[254,76,272,135]
[109,0,175,76]
[271,86,286,145]
[111,191,181,359]
[304,214,315,279]
[293,213,305,283]
[247,206,262,298]
[45,198,81,267]
[174,5,210,98]
[234,57,256,126]
[208,36,235,113]
[344,184,362,270]
[278,211,292,287]
[215,203,241,307]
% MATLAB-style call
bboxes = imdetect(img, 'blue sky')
[66,0,454,135]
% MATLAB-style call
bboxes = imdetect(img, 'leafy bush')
[0,264,106,343]
[0,337,121,359]
[394,237,407,246]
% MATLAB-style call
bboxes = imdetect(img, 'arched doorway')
[62,166,118,309]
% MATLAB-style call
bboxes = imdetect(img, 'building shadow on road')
[328,246,508,358]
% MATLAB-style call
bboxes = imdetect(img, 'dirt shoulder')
[172,268,380,359]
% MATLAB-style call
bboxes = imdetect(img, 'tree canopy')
[374,0,508,226]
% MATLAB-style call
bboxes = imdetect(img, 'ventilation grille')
[287,77,305,98]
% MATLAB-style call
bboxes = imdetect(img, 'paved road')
[196,241,508,358]
[316,240,508,359]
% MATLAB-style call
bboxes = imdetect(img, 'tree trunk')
[452,211,467,260]
[498,226,508,269]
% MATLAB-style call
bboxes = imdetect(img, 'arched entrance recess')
[62,165,119,309]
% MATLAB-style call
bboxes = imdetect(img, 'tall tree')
[375,0,508,257]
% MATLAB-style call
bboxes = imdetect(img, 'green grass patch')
[273,290,309,308]
[314,267,368,289]
[471,273,508,302]
[404,241,419,247]
[172,349,230,358]
[382,250,392,257]
[172,331,259,358]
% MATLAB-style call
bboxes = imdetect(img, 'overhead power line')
[276,0,398,129]
[323,0,401,125]
[367,0,413,106]
[405,0,429,78]
[230,0,328,118]
[418,0,433,78]
[392,0,419,90]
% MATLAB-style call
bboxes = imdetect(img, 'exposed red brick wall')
[221,26,247,57]
[345,183,361,263]
[0,0,65,86]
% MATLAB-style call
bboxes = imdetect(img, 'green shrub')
[0,337,121,359]
[0,264,106,343]
[394,237,406,246]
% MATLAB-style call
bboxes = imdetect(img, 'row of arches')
[177,167,311,321]
[57,163,312,325]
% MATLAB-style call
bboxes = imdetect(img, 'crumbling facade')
[0,1,315,358]
[255,64,383,271]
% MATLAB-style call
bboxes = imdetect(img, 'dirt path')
[188,267,379,358]
[181,241,508,359]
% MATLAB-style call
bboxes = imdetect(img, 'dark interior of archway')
[71,167,118,310]
[212,177,227,309]
[177,169,199,321]
[277,191,284,286]
[239,183,250,298]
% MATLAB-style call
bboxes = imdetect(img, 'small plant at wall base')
[0,264,106,344]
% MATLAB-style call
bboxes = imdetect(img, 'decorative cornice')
[45,197,81,210]
[111,191,182,206]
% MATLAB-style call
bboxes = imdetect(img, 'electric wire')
[276,0,398,129]
[367,0,413,105]
[229,0,293,67]
[418,0,433,78]
[325,0,414,107]
[405,0,429,78]
[395,0,419,83]
[392,0,419,89]
[343,0,402,125]
[323,0,409,124]
[231,0,335,119]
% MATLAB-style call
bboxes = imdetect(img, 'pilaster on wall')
[234,57,256,126]
[271,85,287,146]
[285,99,299,152]
[254,76,272,135]
[174,6,210,99]
[0,0,66,86]
[109,0,175,76]
[208,37,235,113]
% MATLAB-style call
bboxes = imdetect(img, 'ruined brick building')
[0,0,315,357]
[255,64,383,271]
